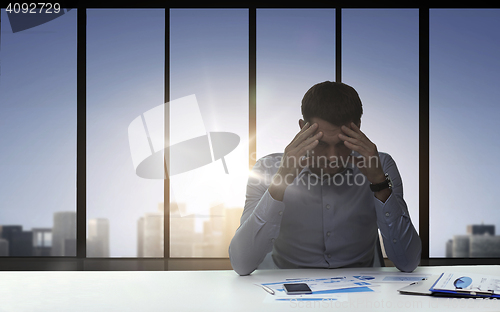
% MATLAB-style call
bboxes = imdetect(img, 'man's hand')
[338,122,391,202]
[268,121,323,201]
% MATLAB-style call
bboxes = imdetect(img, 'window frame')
[1,5,499,270]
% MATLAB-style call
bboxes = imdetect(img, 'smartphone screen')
[283,283,312,295]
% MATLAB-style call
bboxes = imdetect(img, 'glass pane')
[169,9,248,257]
[87,9,165,257]
[0,8,77,256]
[430,9,500,257]
[256,8,335,159]
[342,9,420,234]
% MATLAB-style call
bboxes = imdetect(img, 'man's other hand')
[268,120,323,201]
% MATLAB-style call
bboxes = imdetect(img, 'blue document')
[429,272,500,298]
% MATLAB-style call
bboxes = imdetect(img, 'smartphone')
[283,283,312,295]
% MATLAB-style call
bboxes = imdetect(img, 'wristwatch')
[369,173,393,192]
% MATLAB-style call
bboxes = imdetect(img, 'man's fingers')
[291,122,319,148]
[299,155,312,168]
[343,140,364,154]
[339,123,375,153]
[298,130,322,148]
[290,122,308,144]
[338,133,359,146]
[296,138,319,160]
[341,123,365,140]
[300,122,318,138]
[344,139,374,157]
[339,133,369,152]
[282,138,318,170]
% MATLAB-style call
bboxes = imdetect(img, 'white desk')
[1,266,500,311]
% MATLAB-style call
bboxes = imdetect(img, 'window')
[1,6,499,268]
[430,9,500,258]
[169,9,248,257]
[86,9,165,257]
[256,9,335,159]
[342,9,419,232]
[0,8,77,257]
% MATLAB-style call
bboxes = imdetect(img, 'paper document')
[430,272,500,297]
[354,272,432,283]
[258,276,376,297]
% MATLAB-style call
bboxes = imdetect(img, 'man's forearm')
[229,219,273,275]
[268,168,299,202]
[268,175,287,202]
[374,188,391,203]
[377,194,421,272]
[229,189,285,275]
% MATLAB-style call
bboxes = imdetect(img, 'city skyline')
[4,204,500,259]
[0,202,245,258]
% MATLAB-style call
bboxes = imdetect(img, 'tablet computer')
[397,275,440,296]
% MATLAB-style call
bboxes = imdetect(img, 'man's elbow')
[230,253,253,276]
[228,246,256,276]
[396,241,422,273]
[232,265,254,276]
[397,259,419,273]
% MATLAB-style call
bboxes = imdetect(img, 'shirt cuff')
[253,189,286,224]
[373,191,402,224]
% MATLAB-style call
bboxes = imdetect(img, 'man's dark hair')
[301,81,363,126]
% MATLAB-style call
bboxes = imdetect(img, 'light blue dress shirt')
[229,151,421,276]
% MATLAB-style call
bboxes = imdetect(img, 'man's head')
[299,81,363,176]
[301,81,363,127]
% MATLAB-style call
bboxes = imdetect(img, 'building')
[12,231,33,256]
[137,217,144,257]
[446,224,500,257]
[87,219,110,257]
[201,205,226,257]
[469,235,500,257]
[0,225,22,256]
[139,202,244,257]
[0,239,8,256]
[64,238,77,256]
[137,208,164,257]
[32,228,52,256]
[451,235,469,258]
[52,211,76,256]
[170,203,199,257]
[467,224,495,236]
[445,239,453,258]
[143,212,163,257]
[0,225,33,256]
[168,202,243,257]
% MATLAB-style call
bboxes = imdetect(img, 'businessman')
[229,81,421,276]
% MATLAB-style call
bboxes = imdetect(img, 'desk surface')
[1,265,500,311]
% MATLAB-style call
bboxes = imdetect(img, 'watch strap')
[369,173,392,192]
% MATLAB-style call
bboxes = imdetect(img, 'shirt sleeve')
[228,155,285,276]
[374,153,422,272]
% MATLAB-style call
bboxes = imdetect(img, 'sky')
[429,9,500,256]
[0,9,77,240]
[1,8,499,258]
[341,9,420,240]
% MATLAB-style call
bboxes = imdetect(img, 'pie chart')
[453,276,472,289]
